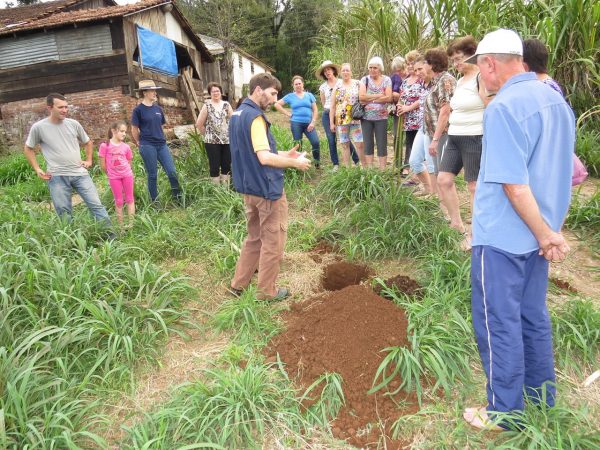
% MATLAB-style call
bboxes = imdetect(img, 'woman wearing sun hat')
[317,61,343,170]
[131,79,181,205]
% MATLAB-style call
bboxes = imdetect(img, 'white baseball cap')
[464,29,523,64]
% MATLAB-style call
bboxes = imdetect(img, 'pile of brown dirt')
[374,274,423,299]
[322,261,372,291]
[267,285,417,448]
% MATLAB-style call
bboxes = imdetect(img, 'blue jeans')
[48,174,110,224]
[139,143,181,201]
[321,110,338,166]
[408,128,434,174]
[290,121,320,163]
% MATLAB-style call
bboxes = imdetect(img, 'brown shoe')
[228,286,243,297]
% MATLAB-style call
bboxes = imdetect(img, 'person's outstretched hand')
[295,154,311,171]
[287,144,301,159]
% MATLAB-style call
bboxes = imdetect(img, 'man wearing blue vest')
[462,29,575,430]
[229,73,311,301]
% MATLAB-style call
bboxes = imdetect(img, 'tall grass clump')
[300,372,345,428]
[575,128,600,177]
[321,183,458,259]
[0,152,40,185]
[212,288,280,346]
[495,398,600,449]
[551,299,600,372]
[566,190,599,255]
[319,167,399,211]
[124,362,311,449]
[0,200,192,445]
[0,334,107,449]
[371,250,474,405]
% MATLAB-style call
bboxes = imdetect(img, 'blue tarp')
[137,26,178,76]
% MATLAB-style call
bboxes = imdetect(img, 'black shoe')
[314,162,321,169]
[269,287,289,302]
[149,200,162,211]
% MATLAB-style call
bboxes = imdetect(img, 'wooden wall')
[0,53,129,103]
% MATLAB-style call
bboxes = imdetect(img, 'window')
[250,62,255,74]
[238,55,243,69]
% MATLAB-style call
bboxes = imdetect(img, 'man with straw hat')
[464,29,575,431]
[131,79,181,206]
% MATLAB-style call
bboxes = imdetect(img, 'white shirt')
[449,75,484,136]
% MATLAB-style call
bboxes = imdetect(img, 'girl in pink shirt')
[99,121,135,225]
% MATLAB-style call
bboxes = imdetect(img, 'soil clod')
[322,261,372,291]
[310,240,338,263]
[550,276,578,294]
[374,274,423,299]
[267,285,417,448]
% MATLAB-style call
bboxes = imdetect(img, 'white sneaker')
[332,165,339,172]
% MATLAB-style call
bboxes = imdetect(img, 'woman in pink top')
[99,120,135,225]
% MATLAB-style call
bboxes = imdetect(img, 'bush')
[575,128,600,178]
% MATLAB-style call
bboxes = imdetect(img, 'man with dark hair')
[229,73,310,301]
[463,29,575,430]
[24,93,111,224]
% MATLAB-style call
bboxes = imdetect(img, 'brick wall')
[0,87,194,146]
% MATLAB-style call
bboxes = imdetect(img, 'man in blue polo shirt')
[229,73,311,301]
[462,29,575,429]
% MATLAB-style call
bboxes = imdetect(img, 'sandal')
[463,407,504,431]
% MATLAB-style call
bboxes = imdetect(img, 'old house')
[0,0,217,143]
[199,34,275,105]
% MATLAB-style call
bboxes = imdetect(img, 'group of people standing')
[24,79,184,230]
[226,28,576,438]
[23,28,576,437]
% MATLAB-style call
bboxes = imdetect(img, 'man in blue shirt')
[229,73,311,301]
[462,29,575,430]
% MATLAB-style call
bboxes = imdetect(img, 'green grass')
[320,182,459,259]
[212,287,281,347]
[300,372,345,428]
[576,127,600,178]
[1,124,599,449]
[566,190,600,255]
[551,298,600,372]
[0,191,192,447]
[123,362,311,449]
[370,250,475,405]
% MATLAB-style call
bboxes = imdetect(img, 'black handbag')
[350,102,366,120]
[351,77,368,120]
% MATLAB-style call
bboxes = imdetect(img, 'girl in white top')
[437,36,491,248]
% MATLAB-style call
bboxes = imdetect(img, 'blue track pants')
[471,245,556,419]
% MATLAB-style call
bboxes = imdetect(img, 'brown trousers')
[231,192,288,299]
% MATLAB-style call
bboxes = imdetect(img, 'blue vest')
[229,99,284,200]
